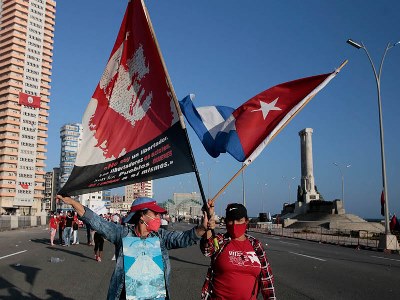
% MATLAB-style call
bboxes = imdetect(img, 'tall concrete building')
[125,181,153,203]
[59,123,82,188]
[43,167,59,212]
[0,0,56,215]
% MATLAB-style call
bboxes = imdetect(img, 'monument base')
[378,233,400,251]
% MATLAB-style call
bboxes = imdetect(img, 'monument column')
[299,128,319,203]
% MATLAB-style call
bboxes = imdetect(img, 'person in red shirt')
[49,213,59,246]
[201,203,275,300]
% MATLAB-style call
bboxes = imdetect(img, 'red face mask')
[226,222,247,239]
[143,215,161,232]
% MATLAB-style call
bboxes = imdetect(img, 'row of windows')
[22,127,36,133]
[27,47,42,56]
[30,8,43,17]
[28,34,42,43]
[19,157,34,162]
[25,75,39,82]
[23,111,38,118]
[25,82,39,89]
[21,134,35,140]
[23,121,37,128]
[31,2,44,11]
[17,189,32,194]
[26,68,40,76]
[19,165,34,171]
[27,60,40,68]
[27,54,41,62]
[21,142,35,147]
[28,27,42,36]
[19,173,33,178]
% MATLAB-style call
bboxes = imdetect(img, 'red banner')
[19,92,40,108]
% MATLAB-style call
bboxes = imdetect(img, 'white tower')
[299,128,319,203]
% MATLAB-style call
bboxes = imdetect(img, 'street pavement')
[1,223,400,299]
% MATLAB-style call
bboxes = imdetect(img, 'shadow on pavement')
[10,264,41,286]
[0,277,73,300]
[30,238,93,260]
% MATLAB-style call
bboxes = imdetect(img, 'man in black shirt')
[63,210,74,246]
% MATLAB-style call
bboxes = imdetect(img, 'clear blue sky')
[48,0,400,219]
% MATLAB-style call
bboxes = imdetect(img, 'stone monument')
[295,128,319,213]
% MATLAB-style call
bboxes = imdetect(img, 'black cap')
[226,203,247,220]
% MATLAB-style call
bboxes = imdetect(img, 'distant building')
[109,195,130,215]
[80,190,110,215]
[125,181,153,203]
[169,192,202,219]
[43,167,59,212]
[59,123,82,189]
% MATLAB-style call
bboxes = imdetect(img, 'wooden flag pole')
[141,1,209,210]
[210,60,348,206]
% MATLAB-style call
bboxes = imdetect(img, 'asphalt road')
[1,223,400,299]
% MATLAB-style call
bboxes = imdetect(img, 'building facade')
[0,0,56,215]
[125,180,153,203]
[79,190,109,215]
[169,192,202,219]
[59,123,82,189]
[43,166,59,212]
[109,194,130,215]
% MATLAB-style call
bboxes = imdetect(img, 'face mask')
[143,214,161,232]
[226,222,247,239]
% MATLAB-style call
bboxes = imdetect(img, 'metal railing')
[248,223,400,251]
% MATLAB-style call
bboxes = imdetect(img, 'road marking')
[279,241,299,246]
[290,251,326,261]
[0,250,27,260]
[371,255,400,263]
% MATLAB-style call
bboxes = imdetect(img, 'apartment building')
[59,123,82,188]
[43,166,59,212]
[0,0,56,215]
[125,180,153,203]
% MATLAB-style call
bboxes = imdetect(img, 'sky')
[47,0,400,219]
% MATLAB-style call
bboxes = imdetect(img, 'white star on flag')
[251,98,281,120]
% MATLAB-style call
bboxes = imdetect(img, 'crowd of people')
[54,195,276,300]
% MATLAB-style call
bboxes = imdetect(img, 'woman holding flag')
[200,203,276,300]
[57,195,212,300]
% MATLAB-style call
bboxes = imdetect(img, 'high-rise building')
[125,181,153,203]
[59,123,82,188]
[0,0,56,215]
[43,166,59,212]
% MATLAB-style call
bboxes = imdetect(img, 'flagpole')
[210,60,348,206]
[141,1,208,209]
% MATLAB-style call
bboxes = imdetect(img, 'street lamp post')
[283,176,296,203]
[333,163,351,206]
[257,182,268,212]
[347,38,400,251]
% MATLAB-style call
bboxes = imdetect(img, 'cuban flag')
[180,67,343,164]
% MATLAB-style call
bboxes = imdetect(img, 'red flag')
[235,72,339,163]
[380,190,385,216]
[59,0,194,196]
[19,92,40,108]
